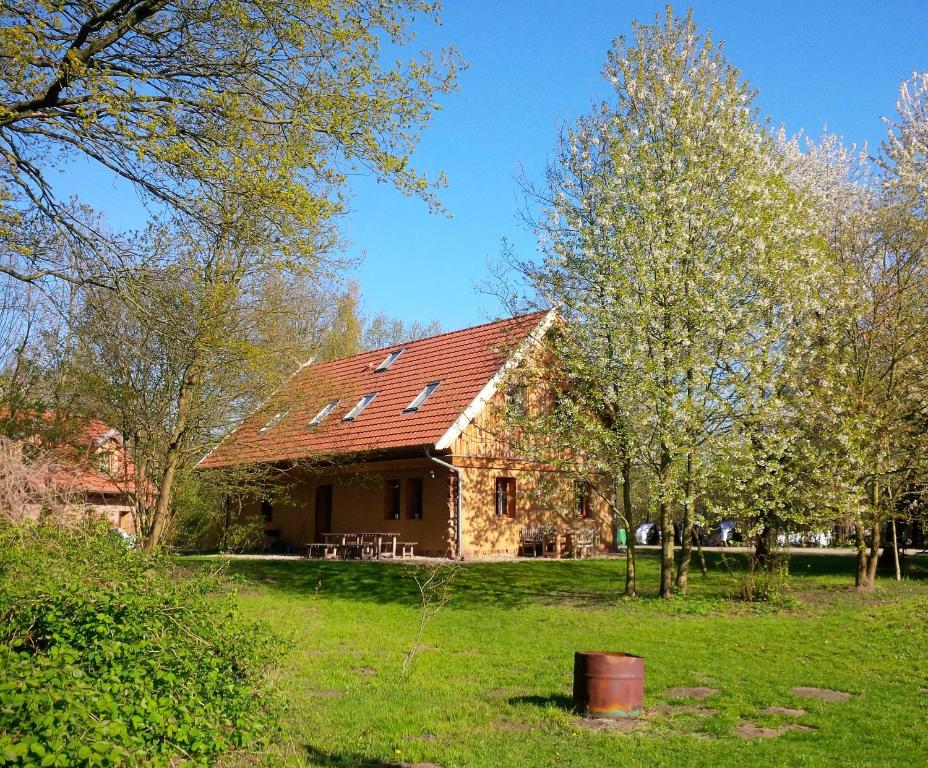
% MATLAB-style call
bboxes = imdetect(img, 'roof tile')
[199,311,548,467]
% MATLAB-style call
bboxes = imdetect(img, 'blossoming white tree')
[520,8,837,596]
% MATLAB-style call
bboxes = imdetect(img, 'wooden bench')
[518,527,543,557]
[398,542,418,558]
[570,528,598,559]
[305,542,342,559]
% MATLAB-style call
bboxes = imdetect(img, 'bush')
[0,522,276,766]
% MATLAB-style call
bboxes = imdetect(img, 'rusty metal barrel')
[573,651,644,718]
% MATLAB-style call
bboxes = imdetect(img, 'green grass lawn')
[190,552,928,768]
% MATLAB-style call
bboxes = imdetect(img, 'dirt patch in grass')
[665,686,719,699]
[761,706,807,716]
[574,716,647,733]
[398,763,443,768]
[357,666,377,676]
[734,721,814,739]
[791,686,851,702]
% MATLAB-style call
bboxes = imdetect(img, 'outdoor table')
[542,530,570,559]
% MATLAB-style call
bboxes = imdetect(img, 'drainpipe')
[425,448,462,560]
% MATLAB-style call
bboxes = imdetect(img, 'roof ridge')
[303,308,551,369]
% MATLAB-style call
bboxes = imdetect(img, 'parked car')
[776,529,833,548]
[634,522,660,545]
[703,520,737,546]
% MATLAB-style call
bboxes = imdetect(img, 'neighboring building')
[2,412,138,534]
[63,420,138,535]
[198,310,614,558]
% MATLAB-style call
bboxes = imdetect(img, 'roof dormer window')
[404,381,441,413]
[343,392,377,422]
[309,399,340,427]
[374,349,404,372]
[259,411,287,433]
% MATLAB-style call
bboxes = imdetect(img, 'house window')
[374,349,404,372]
[259,411,287,433]
[385,479,401,520]
[343,392,377,422]
[309,399,340,427]
[575,481,592,519]
[261,500,273,522]
[495,477,516,518]
[406,478,423,520]
[404,381,441,412]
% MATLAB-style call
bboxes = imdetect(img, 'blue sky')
[58,1,928,331]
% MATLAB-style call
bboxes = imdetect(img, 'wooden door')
[314,484,333,537]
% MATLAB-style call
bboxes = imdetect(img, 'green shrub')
[0,522,276,767]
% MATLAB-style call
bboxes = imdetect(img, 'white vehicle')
[635,522,660,545]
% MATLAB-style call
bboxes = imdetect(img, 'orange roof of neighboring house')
[56,419,135,497]
[199,310,553,468]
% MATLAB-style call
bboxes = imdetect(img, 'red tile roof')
[199,310,551,468]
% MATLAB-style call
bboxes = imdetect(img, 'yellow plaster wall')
[250,461,454,556]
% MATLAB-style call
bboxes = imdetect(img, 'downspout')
[425,448,462,560]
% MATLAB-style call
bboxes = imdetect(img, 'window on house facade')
[404,380,441,412]
[374,349,404,372]
[259,411,287,433]
[385,479,401,520]
[343,392,377,422]
[261,500,273,522]
[575,481,592,519]
[495,477,516,518]
[406,478,423,520]
[309,399,340,427]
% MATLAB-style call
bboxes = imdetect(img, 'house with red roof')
[198,310,612,557]
[2,413,138,533]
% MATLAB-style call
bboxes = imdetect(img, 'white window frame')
[342,392,377,422]
[404,380,441,413]
[258,411,287,433]
[309,399,340,427]
[374,349,404,372]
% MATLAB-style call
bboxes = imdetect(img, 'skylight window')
[342,392,377,422]
[404,381,441,413]
[258,411,287,433]
[309,399,340,427]
[374,349,404,372]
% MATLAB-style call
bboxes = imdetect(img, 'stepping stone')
[791,686,851,702]
[665,686,719,699]
[761,706,807,717]
[735,721,814,739]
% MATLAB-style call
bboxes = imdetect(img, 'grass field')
[192,552,928,768]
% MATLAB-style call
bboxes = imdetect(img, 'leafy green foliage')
[0,523,276,766]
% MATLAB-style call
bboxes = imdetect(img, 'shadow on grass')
[179,549,925,610]
[303,745,405,767]
[509,693,576,712]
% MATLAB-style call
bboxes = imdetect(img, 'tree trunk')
[891,518,901,581]
[854,520,868,588]
[866,520,881,586]
[621,457,636,597]
[659,444,674,598]
[676,451,694,593]
[753,524,773,571]
[696,527,708,577]
[144,367,199,550]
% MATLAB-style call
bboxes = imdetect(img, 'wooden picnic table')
[321,531,401,559]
